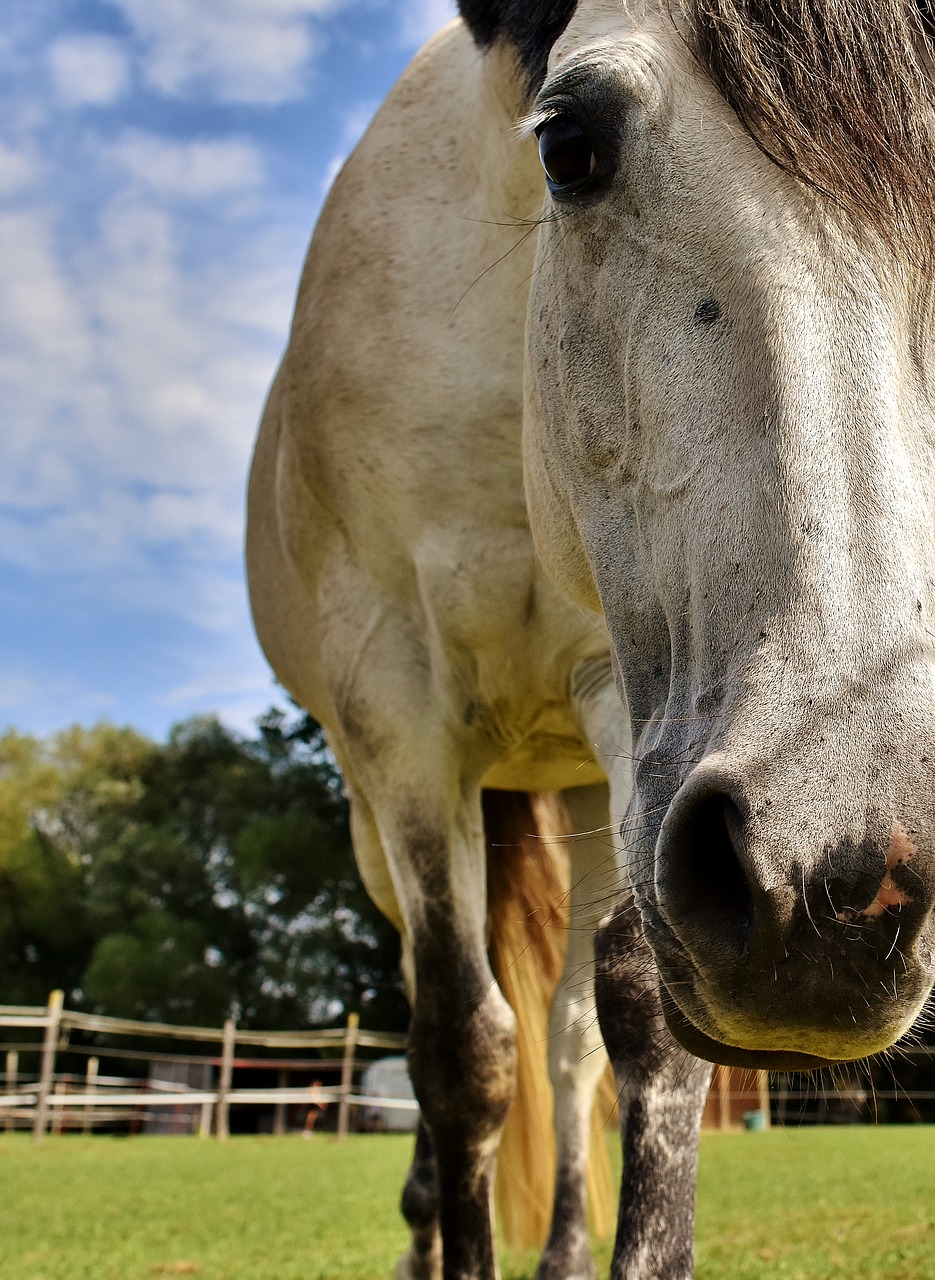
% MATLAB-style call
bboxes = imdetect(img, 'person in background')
[303,1080,328,1137]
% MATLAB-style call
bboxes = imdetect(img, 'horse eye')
[536,116,596,192]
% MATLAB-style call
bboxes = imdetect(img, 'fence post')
[4,1050,18,1132]
[273,1069,288,1136]
[336,1012,360,1141]
[82,1057,99,1136]
[33,989,64,1145]
[717,1064,731,1131]
[51,1078,67,1135]
[215,1016,236,1141]
[199,1099,213,1140]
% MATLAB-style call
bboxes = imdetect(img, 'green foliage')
[0,723,150,1005]
[0,709,406,1031]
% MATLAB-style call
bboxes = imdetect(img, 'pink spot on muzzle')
[837,822,916,922]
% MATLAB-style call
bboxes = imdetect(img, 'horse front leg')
[350,789,508,1280]
[392,796,517,1280]
[570,659,712,1280]
[595,896,712,1280]
[398,1120,442,1280]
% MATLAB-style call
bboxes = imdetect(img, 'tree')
[0,711,407,1032]
[0,724,150,1006]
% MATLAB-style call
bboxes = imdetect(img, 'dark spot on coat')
[694,298,721,324]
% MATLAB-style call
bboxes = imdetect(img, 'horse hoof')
[395,1247,442,1280]
[534,1249,595,1280]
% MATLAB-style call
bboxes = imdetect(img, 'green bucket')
[742,1109,767,1132]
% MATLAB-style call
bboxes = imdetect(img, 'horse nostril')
[657,790,756,961]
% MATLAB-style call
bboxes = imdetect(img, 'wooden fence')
[704,1056,935,1129]
[2,995,933,1141]
[0,995,411,1144]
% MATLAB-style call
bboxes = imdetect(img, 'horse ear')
[458,0,579,91]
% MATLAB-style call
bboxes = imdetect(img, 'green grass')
[0,1128,932,1279]
[694,1127,935,1280]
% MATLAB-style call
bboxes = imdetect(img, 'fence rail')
[0,1004,401,1051]
[0,1089,420,1110]
[0,995,409,1144]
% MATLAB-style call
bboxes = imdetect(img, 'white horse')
[247,1,935,1277]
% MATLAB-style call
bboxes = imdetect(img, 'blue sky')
[0,0,456,740]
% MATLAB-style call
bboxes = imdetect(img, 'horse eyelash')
[516,109,552,140]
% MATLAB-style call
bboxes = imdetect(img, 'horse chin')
[658,984,843,1071]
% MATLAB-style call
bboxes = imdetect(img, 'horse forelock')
[683,0,935,262]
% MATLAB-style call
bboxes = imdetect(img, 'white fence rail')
[0,994,411,1144]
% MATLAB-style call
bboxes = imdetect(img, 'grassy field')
[0,1127,932,1280]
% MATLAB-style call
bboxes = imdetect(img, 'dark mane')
[458,0,578,89]
[685,0,935,260]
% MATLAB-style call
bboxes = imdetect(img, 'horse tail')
[484,790,616,1253]
[588,1061,618,1240]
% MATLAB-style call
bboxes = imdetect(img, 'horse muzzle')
[642,764,935,1067]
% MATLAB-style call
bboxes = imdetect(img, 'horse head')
[524,0,935,1068]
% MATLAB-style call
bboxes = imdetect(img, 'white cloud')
[320,153,345,196]
[112,133,266,200]
[210,689,281,736]
[109,0,342,104]
[0,673,42,711]
[164,669,272,707]
[115,563,251,633]
[0,209,94,375]
[48,34,131,107]
[157,627,280,735]
[0,672,116,720]
[400,0,457,47]
[0,175,294,629]
[0,140,39,195]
